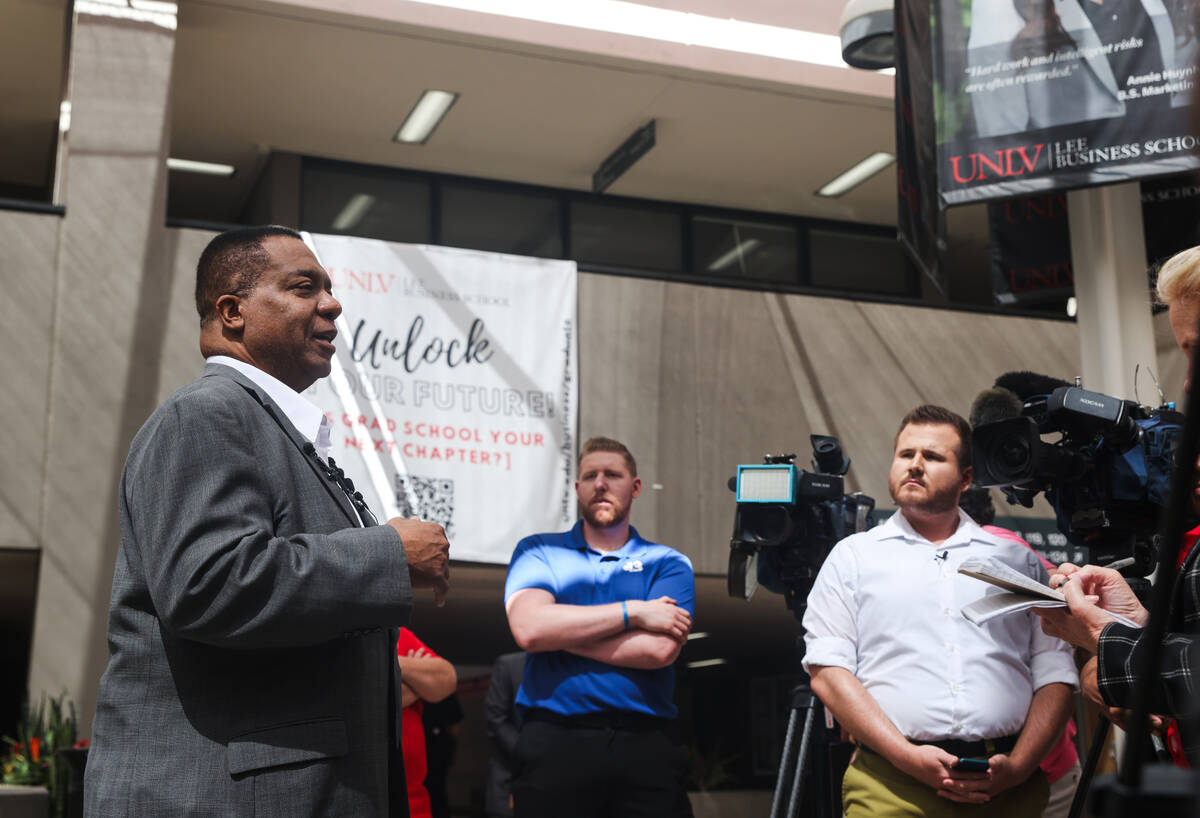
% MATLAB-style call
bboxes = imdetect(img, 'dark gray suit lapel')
[202,363,360,527]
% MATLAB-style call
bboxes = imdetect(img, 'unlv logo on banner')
[989,192,1073,306]
[989,172,1200,305]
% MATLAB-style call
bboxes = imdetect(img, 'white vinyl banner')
[302,233,578,564]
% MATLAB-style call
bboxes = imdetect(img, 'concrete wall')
[578,276,1085,574]
[0,212,59,553]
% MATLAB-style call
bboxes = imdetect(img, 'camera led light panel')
[737,464,797,503]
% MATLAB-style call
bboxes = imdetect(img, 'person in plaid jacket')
[1038,245,1200,764]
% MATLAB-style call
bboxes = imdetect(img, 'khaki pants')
[843,750,1049,817]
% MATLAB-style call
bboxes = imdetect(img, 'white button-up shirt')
[207,355,332,459]
[802,509,1077,742]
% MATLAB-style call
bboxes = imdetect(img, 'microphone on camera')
[993,371,1072,401]
[969,386,1024,428]
[970,371,1073,429]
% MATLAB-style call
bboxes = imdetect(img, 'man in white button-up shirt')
[803,404,1077,817]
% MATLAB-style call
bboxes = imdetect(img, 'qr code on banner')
[395,475,455,536]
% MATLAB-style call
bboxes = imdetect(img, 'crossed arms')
[505,590,692,670]
[399,645,457,708]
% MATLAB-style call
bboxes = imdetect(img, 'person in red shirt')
[396,628,458,818]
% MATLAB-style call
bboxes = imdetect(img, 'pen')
[1056,556,1135,587]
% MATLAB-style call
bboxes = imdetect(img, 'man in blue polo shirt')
[504,436,695,818]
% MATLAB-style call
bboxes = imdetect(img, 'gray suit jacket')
[85,363,413,817]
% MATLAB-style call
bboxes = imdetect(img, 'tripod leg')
[785,705,818,818]
[1068,715,1111,818]
[770,706,802,818]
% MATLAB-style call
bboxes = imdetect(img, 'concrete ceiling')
[165,0,903,225]
[0,1,985,241]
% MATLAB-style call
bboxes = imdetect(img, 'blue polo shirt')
[504,521,695,719]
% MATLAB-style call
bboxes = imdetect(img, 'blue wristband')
[621,600,629,631]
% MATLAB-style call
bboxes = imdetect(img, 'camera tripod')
[769,681,850,818]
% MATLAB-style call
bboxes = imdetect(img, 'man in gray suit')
[84,226,450,817]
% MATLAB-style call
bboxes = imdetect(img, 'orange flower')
[29,738,40,762]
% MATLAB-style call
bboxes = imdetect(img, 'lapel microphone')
[935,550,949,562]
[303,443,379,526]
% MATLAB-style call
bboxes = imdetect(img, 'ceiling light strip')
[332,194,377,231]
[167,158,236,176]
[816,151,895,197]
[406,0,847,68]
[395,90,459,144]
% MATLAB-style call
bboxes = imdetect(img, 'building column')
[1067,182,1157,400]
[29,4,177,733]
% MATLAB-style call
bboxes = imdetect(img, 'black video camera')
[727,435,876,620]
[973,383,1182,575]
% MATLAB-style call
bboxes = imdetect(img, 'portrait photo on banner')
[928,0,1200,204]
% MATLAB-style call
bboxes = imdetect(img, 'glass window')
[808,227,916,296]
[302,164,431,243]
[0,1,69,203]
[570,200,682,272]
[691,216,798,284]
[440,184,562,257]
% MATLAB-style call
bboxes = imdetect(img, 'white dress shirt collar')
[206,356,332,460]
[876,507,989,550]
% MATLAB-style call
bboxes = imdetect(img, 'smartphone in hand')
[954,757,990,773]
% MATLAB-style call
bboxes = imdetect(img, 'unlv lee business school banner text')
[303,233,578,565]
[933,0,1200,205]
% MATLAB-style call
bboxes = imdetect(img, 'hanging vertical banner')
[895,0,948,294]
[933,0,1200,205]
[987,170,1200,304]
[303,233,578,565]
[988,191,1074,305]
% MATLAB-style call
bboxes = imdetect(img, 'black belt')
[525,708,671,732]
[860,734,1019,759]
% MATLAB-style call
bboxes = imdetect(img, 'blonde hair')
[1156,246,1200,307]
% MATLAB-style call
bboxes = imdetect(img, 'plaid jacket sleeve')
[1096,554,1200,716]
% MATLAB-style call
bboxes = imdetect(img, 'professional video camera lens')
[737,504,794,546]
[996,435,1032,476]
